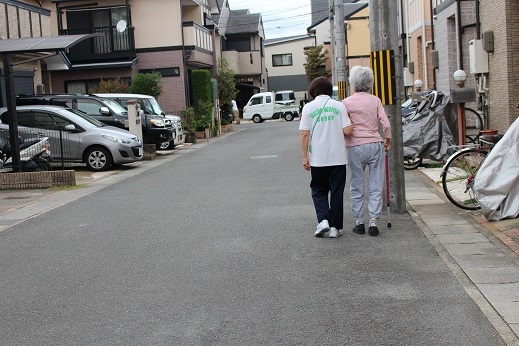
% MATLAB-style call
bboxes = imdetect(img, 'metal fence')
[0,127,75,170]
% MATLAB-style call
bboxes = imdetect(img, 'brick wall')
[0,171,75,190]
[137,50,186,115]
[480,0,513,131]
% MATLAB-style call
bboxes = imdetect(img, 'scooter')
[0,136,52,172]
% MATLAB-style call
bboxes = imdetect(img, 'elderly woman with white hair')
[342,66,392,236]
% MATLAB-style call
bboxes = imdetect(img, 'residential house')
[216,6,267,113]
[406,0,518,133]
[476,0,518,131]
[264,35,315,102]
[403,0,434,95]
[0,0,52,107]
[30,0,220,115]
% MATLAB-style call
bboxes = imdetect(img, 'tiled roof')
[226,9,261,35]
[310,0,366,29]
[265,35,313,46]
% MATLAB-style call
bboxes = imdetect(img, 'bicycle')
[402,90,483,170]
[441,132,502,210]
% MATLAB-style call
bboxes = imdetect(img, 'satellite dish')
[116,20,127,33]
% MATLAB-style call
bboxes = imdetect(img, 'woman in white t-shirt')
[299,77,353,238]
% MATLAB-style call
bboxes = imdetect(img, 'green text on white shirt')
[309,106,341,119]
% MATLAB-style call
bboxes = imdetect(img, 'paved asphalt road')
[0,120,511,345]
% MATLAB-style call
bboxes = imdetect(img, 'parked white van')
[243,90,299,123]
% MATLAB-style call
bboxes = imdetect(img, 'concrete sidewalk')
[1,143,519,343]
[406,168,519,343]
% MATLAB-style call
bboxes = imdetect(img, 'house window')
[272,54,292,67]
[65,78,131,93]
[66,6,129,53]
[224,36,251,52]
[66,80,101,94]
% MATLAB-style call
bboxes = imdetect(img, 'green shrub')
[129,72,163,97]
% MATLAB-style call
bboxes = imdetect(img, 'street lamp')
[453,70,467,87]
[414,79,423,92]
[453,70,467,145]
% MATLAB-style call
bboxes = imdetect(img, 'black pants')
[310,165,346,230]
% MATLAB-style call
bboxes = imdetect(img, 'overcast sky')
[227,0,312,39]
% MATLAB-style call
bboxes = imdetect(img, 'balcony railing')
[182,22,213,52]
[59,25,136,64]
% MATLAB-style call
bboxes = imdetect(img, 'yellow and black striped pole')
[337,80,347,101]
[370,50,396,105]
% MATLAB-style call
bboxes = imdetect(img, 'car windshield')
[100,99,128,114]
[114,97,164,116]
[65,108,107,127]
[141,98,164,115]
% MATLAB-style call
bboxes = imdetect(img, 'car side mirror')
[99,106,110,115]
[64,124,77,131]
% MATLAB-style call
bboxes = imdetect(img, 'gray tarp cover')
[402,92,458,161]
[474,116,519,220]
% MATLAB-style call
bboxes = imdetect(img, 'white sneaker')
[314,220,330,237]
[328,227,343,238]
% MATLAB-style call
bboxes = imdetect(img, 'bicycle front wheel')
[442,147,488,210]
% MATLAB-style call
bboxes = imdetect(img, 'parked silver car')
[0,105,143,171]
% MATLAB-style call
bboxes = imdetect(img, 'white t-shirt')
[299,95,350,167]
[231,100,238,111]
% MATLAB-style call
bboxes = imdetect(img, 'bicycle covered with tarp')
[402,90,477,169]
[473,116,519,220]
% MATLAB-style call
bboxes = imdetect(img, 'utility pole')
[369,0,406,213]
[334,0,347,100]
[329,0,336,86]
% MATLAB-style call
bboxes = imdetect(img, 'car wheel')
[252,115,262,123]
[85,146,113,171]
[284,112,294,121]
[157,140,175,150]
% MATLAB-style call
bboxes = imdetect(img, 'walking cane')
[385,153,392,228]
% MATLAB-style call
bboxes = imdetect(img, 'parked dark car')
[95,93,184,150]
[16,94,174,149]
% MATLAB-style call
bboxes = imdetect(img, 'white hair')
[348,66,374,92]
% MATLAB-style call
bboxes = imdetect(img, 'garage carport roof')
[0,34,100,54]
[1,33,101,172]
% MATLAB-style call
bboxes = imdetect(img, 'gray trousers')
[347,142,384,221]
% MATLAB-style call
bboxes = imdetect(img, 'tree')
[216,58,238,105]
[129,72,163,97]
[303,45,330,81]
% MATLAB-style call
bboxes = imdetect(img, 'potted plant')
[182,107,197,143]
[193,100,212,139]
[220,103,233,132]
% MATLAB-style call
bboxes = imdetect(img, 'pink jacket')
[342,92,392,147]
